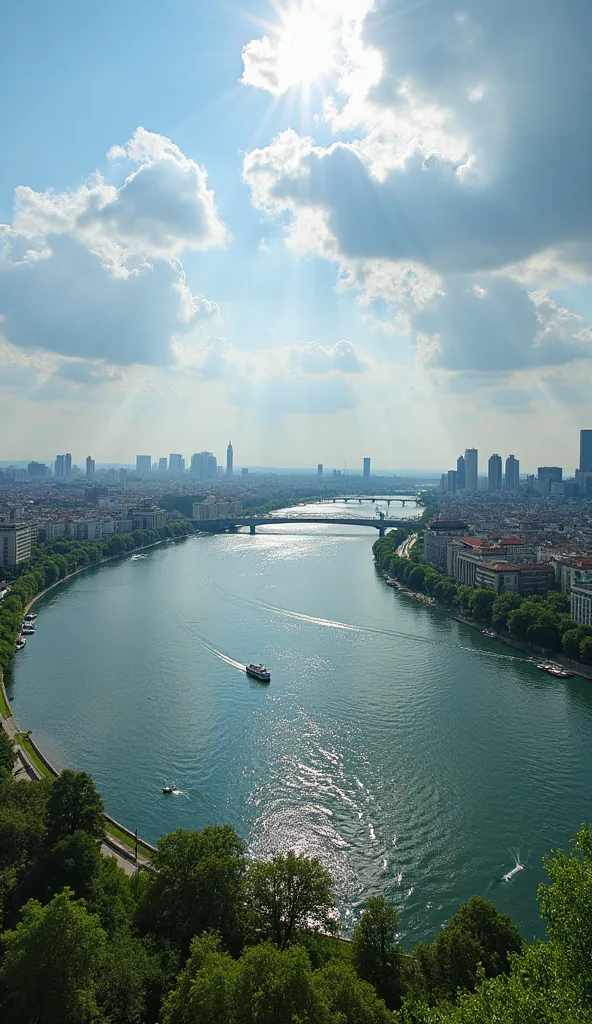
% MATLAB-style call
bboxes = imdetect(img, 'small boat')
[246,663,271,683]
[480,629,498,639]
[162,786,173,794]
[24,613,37,622]
[131,553,147,561]
[537,662,573,679]
[16,637,26,651]
[21,625,36,635]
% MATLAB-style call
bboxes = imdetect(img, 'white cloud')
[0,129,225,366]
[290,340,367,374]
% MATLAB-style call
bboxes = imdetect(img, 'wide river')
[8,499,592,945]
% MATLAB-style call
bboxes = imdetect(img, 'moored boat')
[21,625,36,635]
[537,662,573,679]
[16,636,26,651]
[246,663,271,683]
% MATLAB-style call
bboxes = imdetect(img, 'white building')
[192,497,243,521]
[571,584,592,627]
[0,523,34,569]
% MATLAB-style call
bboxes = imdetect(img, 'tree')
[545,591,571,615]
[491,593,522,632]
[469,590,495,625]
[314,959,395,1023]
[46,770,105,846]
[352,897,403,1009]
[0,727,17,775]
[160,932,238,1024]
[413,896,522,1005]
[233,942,324,1024]
[581,637,592,665]
[97,932,159,1024]
[246,850,336,949]
[139,825,247,954]
[0,889,106,1024]
[454,586,474,615]
[538,823,592,998]
[562,627,589,660]
[527,613,561,651]
[507,605,538,642]
[407,566,427,591]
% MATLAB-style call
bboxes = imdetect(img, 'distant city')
[441,429,592,498]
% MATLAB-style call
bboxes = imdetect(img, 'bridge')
[323,496,420,507]
[194,515,418,538]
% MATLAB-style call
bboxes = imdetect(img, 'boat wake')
[502,848,526,882]
[206,580,523,662]
[164,602,246,673]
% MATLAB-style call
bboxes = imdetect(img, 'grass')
[0,686,12,720]
[105,821,154,859]
[17,733,56,779]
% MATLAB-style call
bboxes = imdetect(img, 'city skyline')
[1,2,592,467]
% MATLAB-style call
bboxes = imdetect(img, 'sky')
[1,0,591,473]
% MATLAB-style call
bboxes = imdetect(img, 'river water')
[8,500,592,944]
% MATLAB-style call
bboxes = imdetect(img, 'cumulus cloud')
[232,375,357,415]
[0,128,225,367]
[242,1,592,374]
[290,340,367,374]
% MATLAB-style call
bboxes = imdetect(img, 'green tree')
[97,932,159,1024]
[469,590,495,624]
[491,593,522,632]
[0,727,17,775]
[234,942,324,1024]
[160,932,237,1024]
[454,586,474,615]
[527,613,561,651]
[314,959,395,1023]
[46,769,105,845]
[581,637,592,665]
[562,627,589,659]
[352,896,402,1009]
[507,605,538,641]
[0,889,106,1024]
[413,896,522,1005]
[139,825,247,954]
[538,823,592,998]
[407,566,427,592]
[246,850,336,949]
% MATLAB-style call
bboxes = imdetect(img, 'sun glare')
[276,3,338,90]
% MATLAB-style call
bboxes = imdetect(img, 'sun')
[275,2,338,91]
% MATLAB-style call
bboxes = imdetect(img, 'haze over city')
[2,0,591,468]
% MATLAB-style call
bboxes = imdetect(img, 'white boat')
[246,663,271,683]
[16,637,26,651]
[23,613,37,622]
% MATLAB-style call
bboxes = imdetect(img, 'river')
[8,499,592,944]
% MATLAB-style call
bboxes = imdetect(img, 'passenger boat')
[16,637,26,651]
[162,786,173,794]
[23,613,37,622]
[537,662,573,679]
[21,625,36,635]
[246,663,271,683]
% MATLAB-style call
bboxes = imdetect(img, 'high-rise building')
[456,455,465,489]
[65,453,72,478]
[488,454,502,491]
[27,462,48,479]
[85,456,95,480]
[226,441,234,477]
[505,455,520,491]
[464,448,478,490]
[447,469,457,493]
[168,454,183,474]
[363,457,371,479]
[158,458,168,473]
[580,430,592,472]
[537,466,562,496]
[317,464,323,477]
[191,452,217,480]
[241,467,249,477]
[136,455,152,477]
[54,455,65,479]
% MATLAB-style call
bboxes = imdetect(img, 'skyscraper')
[158,458,168,473]
[65,453,72,478]
[363,457,370,478]
[226,441,234,477]
[85,456,95,480]
[537,466,562,496]
[505,455,520,491]
[447,469,457,493]
[456,455,465,489]
[488,454,502,491]
[54,455,65,479]
[136,455,152,477]
[580,430,592,472]
[464,448,478,490]
[168,454,183,474]
[191,452,217,480]
[317,464,323,477]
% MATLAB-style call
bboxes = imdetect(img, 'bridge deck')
[194,516,416,531]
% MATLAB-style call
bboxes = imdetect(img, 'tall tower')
[580,430,592,472]
[363,457,371,479]
[54,455,65,479]
[456,455,465,489]
[317,463,323,477]
[65,453,72,478]
[85,456,95,480]
[488,454,502,491]
[505,455,520,491]
[464,448,478,490]
[226,441,234,477]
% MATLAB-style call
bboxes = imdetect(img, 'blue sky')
[1,0,591,472]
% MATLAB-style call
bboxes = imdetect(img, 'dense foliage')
[0,522,192,674]
[1,733,592,1023]
[373,531,592,663]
